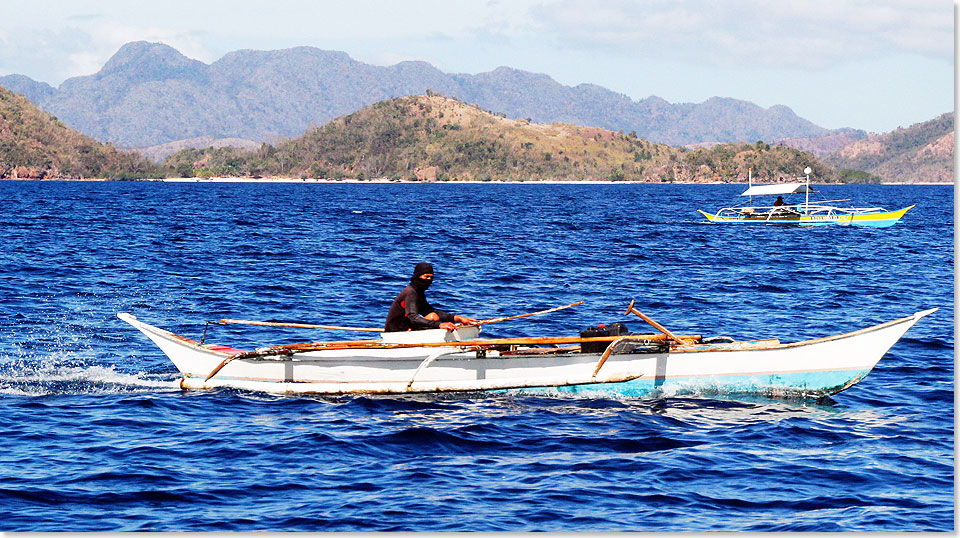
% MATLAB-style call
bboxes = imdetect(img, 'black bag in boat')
[579,322,630,354]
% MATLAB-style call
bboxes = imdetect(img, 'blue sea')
[0,181,953,531]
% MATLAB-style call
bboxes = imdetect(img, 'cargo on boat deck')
[580,322,631,353]
[579,322,673,354]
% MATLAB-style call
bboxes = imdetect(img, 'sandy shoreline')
[2,177,953,185]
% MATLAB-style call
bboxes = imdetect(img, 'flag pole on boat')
[803,166,812,213]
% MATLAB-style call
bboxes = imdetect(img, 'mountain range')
[0,77,949,184]
[162,94,838,183]
[1,41,848,150]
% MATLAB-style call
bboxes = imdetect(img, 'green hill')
[0,86,157,179]
[164,94,837,183]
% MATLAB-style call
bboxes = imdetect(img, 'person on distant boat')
[774,196,785,207]
[384,262,478,332]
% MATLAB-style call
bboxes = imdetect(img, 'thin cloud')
[52,24,214,80]
[65,52,105,79]
[531,0,953,69]
[85,23,214,62]
[0,21,214,83]
[65,13,104,22]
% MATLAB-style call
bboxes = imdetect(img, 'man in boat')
[774,196,785,206]
[384,262,478,332]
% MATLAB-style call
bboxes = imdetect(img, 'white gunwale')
[118,308,935,398]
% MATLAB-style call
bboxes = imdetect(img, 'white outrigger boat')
[698,168,914,227]
[118,301,935,399]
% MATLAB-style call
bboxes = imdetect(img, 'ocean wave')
[0,182,952,532]
[0,361,180,396]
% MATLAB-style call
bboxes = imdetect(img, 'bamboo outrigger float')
[118,301,935,399]
[698,168,914,227]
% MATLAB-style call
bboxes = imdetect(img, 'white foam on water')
[0,359,181,396]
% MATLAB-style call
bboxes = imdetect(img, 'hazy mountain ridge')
[1,41,837,149]
[135,136,261,163]
[0,74,56,104]
[774,129,869,156]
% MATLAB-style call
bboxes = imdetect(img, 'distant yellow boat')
[698,168,915,228]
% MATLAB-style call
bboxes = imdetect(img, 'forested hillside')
[822,113,954,183]
[163,95,838,183]
[0,86,157,179]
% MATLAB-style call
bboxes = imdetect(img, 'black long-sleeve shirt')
[384,285,454,331]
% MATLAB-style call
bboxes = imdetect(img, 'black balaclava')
[410,262,434,292]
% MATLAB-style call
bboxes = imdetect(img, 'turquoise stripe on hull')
[702,206,911,228]
[712,217,900,228]
[511,368,872,399]
[798,219,900,228]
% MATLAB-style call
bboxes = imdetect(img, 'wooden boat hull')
[698,205,914,228]
[118,309,935,399]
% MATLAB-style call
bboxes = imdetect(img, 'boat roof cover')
[739,183,812,196]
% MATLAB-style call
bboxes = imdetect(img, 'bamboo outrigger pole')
[218,319,384,332]
[202,331,705,382]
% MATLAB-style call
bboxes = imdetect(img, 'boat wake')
[0,359,180,396]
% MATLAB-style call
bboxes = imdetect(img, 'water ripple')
[0,182,951,531]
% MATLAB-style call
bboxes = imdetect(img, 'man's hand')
[439,322,457,331]
[454,315,479,325]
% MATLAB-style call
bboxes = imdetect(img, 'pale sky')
[0,0,953,133]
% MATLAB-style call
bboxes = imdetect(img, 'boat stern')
[697,209,719,222]
[118,313,240,378]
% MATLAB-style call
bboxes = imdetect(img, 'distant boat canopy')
[739,183,812,196]
[699,169,913,227]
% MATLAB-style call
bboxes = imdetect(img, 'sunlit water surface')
[0,182,952,531]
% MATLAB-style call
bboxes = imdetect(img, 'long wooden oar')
[624,300,696,345]
[218,319,384,332]
[470,301,584,326]
[204,301,588,381]
[218,301,583,332]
